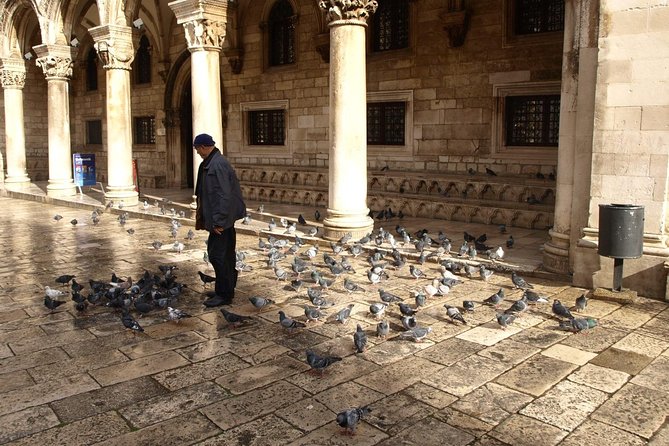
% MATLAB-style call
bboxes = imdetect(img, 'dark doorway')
[180,80,193,188]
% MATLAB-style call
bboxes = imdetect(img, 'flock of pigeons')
[46,203,596,435]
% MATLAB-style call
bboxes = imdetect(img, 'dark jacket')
[196,149,246,231]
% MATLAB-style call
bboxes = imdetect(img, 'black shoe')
[203,295,232,307]
[205,291,217,299]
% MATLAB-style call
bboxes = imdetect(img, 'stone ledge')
[591,287,639,305]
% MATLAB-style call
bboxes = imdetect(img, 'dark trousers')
[207,227,238,299]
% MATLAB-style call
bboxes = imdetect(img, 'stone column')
[0,58,30,188]
[319,0,377,240]
[33,45,77,197]
[89,25,139,206]
[169,0,227,206]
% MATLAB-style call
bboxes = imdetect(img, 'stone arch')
[489,209,506,225]
[443,182,458,198]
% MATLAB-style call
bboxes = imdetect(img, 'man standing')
[194,133,246,307]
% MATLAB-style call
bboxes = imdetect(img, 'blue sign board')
[73,153,96,187]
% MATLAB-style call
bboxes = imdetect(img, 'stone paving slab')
[275,398,336,432]
[451,382,534,426]
[216,355,310,394]
[630,355,669,393]
[0,369,34,393]
[285,420,389,446]
[560,419,647,446]
[197,414,304,446]
[354,356,444,395]
[489,413,568,446]
[91,350,190,386]
[400,382,459,409]
[0,405,60,444]
[567,363,630,393]
[27,349,128,384]
[375,416,475,446]
[153,352,251,390]
[495,354,577,397]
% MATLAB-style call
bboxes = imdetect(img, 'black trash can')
[598,204,644,291]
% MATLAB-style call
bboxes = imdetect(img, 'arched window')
[134,35,151,84]
[372,0,409,52]
[268,0,295,66]
[85,48,98,91]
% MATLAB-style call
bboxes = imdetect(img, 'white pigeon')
[173,241,184,253]
[45,286,67,299]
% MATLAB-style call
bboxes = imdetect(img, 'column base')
[322,209,374,242]
[4,175,31,190]
[543,229,571,274]
[47,180,76,197]
[105,186,139,207]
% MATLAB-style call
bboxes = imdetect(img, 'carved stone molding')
[33,45,77,80]
[224,47,243,74]
[318,0,379,24]
[183,19,226,51]
[314,32,330,63]
[89,25,135,70]
[0,58,26,88]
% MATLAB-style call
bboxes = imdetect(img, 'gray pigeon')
[401,315,417,330]
[343,278,365,293]
[552,299,574,319]
[398,302,418,316]
[304,305,323,323]
[249,296,275,311]
[415,292,427,307]
[279,311,306,330]
[479,265,493,281]
[523,289,548,304]
[505,298,528,314]
[369,302,388,318]
[376,320,389,339]
[336,406,372,435]
[558,317,597,333]
[354,324,368,353]
[305,349,342,375]
[483,288,505,307]
[463,300,475,312]
[221,309,252,327]
[335,304,355,324]
[444,305,467,324]
[573,294,588,312]
[511,272,533,289]
[167,307,191,323]
[409,265,425,280]
[400,326,432,342]
[379,289,402,303]
[496,312,516,330]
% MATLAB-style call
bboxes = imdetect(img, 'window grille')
[269,0,295,66]
[249,110,285,145]
[505,95,560,146]
[372,0,409,52]
[367,102,406,145]
[134,116,156,144]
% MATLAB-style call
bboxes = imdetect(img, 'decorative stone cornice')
[224,47,243,74]
[89,25,135,70]
[33,44,77,80]
[183,19,226,51]
[441,7,469,48]
[318,0,378,24]
[0,58,26,88]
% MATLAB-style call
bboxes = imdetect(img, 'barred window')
[368,102,406,145]
[372,0,409,52]
[134,116,155,144]
[505,95,560,146]
[86,120,102,145]
[515,0,564,34]
[133,35,151,84]
[268,0,295,66]
[86,49,98,91]
[249,110,285,145]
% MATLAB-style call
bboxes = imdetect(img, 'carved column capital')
[0,58,27,88]
[33,45,77,80]
[318,0,378,24]
[183,19,226,51]
[89,25,135,70]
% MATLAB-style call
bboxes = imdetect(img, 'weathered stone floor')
[0,195,668,445]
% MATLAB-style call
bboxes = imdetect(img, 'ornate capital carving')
[0,58,27,88]
[318,0,378,23]
[89,25,135,70]
[183,19,226,51]
[224,47,243,74]
[33,45,78,80]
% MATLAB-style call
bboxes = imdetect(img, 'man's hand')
[213,226,224,235]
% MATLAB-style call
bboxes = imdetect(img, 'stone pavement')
[0,195,668,445]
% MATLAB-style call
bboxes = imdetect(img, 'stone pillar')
[89,25,139,206]
[33,45,77,197]
[319,0,377,240]
[0,58,30,188]
[169,0,227,206]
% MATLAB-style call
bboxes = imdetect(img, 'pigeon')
[305,350,342,375]
[314,209,321,221]
[573,294,588,312]
[488,246,505,261]
[367,270,382,284]
[53,214,63,221]
[304,306,323,323]
[242,215,251,225]
[338,232,352,244]
[279,311,306,330]
[257,204,265,213]
[70,219,78,226]
[400,326,432,342]
[45,286,68,300]
[511,272,533,289]
[376,320,389,339]
[369,302,388,318]
[444,305,467,324]
[398,302,418,316]
[479,265,493,281]
[463,300,475,312]
[523,289,548,304]
[249,296,275,311]
[496,313,516,330]
[152,241,163,250]
[167,307,191,323]
[343,278,365,293]
[354,324,367,353]
[506,235,515,248]
[409,265,425,280]
[558,317,597,333]
[298,214,307,225]
[415,292,427,308]
[336,406,372,435]
[274,267,289,281]
[55,274,76,285]
[44,294,66,312]
[483,288,505,307]
[280,217,289,228]
[505,298,528,314]
[186,229,195,240]
[552,299,574,319]
[401,315,417,330]
[221,308,252,327]
[268,218,277,231]
[172,241,185,253]
[379,289,402,303]
[307,227,318,237]
[121,312,144,333]
[335,304,355,324]
[198,271,216,287]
